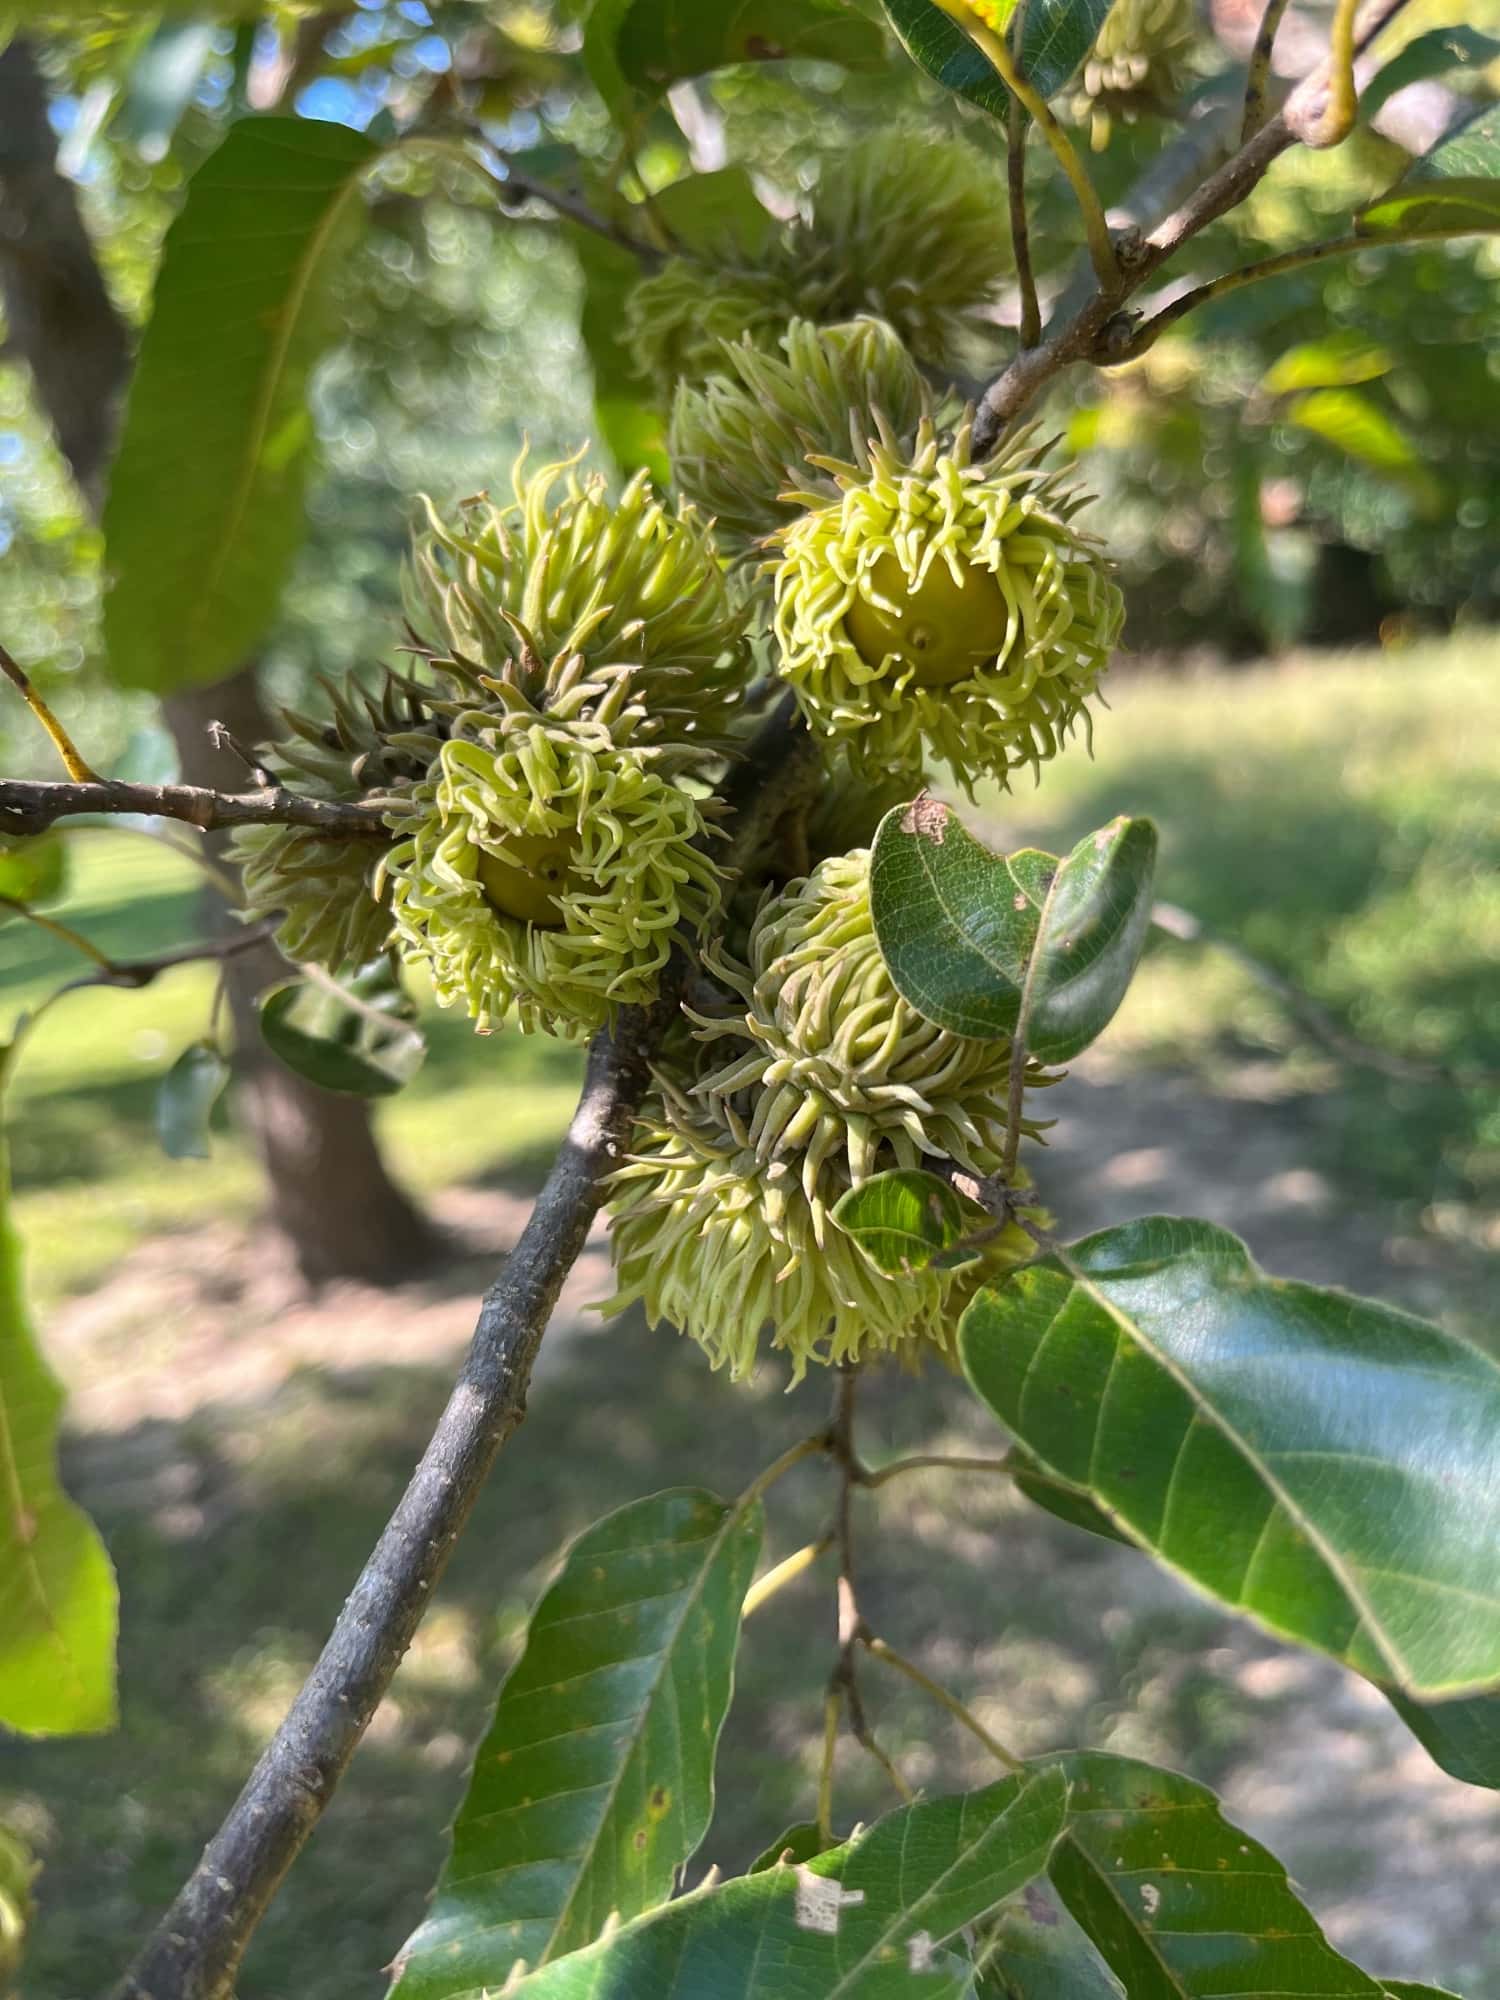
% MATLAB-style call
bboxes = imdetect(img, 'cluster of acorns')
[238,137,1125,1381]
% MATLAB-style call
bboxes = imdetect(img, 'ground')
[2,638,1498,1997]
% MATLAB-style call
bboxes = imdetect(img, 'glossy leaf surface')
[882,0,1012,120]
[507,1767,1069,1999]
[963,1217,1500,1696]
[258,962,424,1099]
[390,1489,762,1996]
[1046,1752,1387,1997]
[977,1881,1126,1997]
[154,1041,230,1160]
[832,1168,968,1274]
[0,1042,117,1734]
[870,801,1156,1055]
[103,117,378,691]
[1358,101,1500,238]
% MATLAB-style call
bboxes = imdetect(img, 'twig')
[61,920,281,994]
[0,640,102,784]
[405,132,660,265]
[1152,900,1500,1089]
[821,1365,914,1815]
[114,696,821,2000]
[863,1636,1025,1774]
[967,0,1418,454]
[1241,0,1295,142]
[952,7,1118,285]
[816,1689,842,1845]
[1007,96,1041,351]
[1113,232,1370,358]
[208,721,276,791]
[0,775,389,842]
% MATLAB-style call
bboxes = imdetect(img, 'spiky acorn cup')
[772,419,1124,797]
[1067,0,1199,146]
[379,708,723,1038]
[409,452,750,764]
[234,667,447,971]
[624,259,800,396]
[671,317,930,557]
[605,850,1050,1380]
[786,132,1012,374]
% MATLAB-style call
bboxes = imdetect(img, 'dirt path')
[9,1057,1497,1999]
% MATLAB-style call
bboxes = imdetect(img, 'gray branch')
[0,776,389,841]
[112,696,820,2000]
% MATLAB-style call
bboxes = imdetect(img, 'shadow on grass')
[1004,743,1500,1224]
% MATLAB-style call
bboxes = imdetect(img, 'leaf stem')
[1310,0,1361,146]
[737,1433,830,1513]
[861,1454,1016,1490]
[0,896,114,968]
[0,642,103,785]
[742,1536,834,1620]
[1115,233,1369,356]
[817,1689,842,1845]
[862,1636,1025,1774]
[959,13,1119,285]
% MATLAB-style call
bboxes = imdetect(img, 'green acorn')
[788,132,1012,373]
[1067,0,1199,146]
[409,451,751,761]
[379,707,723,1038]
[623,260,799,397]
[233,666,445,971]
[671,318,930,555]
[604,850,1049,1380]
[771,419,1124,797]
[624,134,1011,401]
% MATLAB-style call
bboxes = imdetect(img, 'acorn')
[378,710,723,1038]
[670,317,930,556]
[233,665,443,972]
[408,450,751,763]
[604,850,1050,1380]
[623,259,799,396]
[771,419,1124,796]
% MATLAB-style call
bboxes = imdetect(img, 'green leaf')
[1361,26,1500,126]
[0,834,67,913]
[611,0,886,100]
[1380,1986,1464,1999]
[747,1820,826,1873]
[506,1767,1070,1999]
[390,1488,763,1997]
[1016,0,1112,100]
[0,1822,38,1994]
[1007,1448,1134,1548]
[102,116,380,693]
[882,0,1013,121]
[154,1041,230,1161]
[870,801,1157,1056]
[1045,1752,1387,1998]
[0,1042,117,1735]
[1385,1684,1500,1790]
[961,1217,1500,1697]
[832,1168,968,1274]
[977,1881,1126,1997]
[1285,388,1439,506]
[258,963,425,1100]
[1357,101,1500,239]
[1260,331,1394,395]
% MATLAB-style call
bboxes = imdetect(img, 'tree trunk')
[1,34,440,1284]
[165,678,442,1285]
